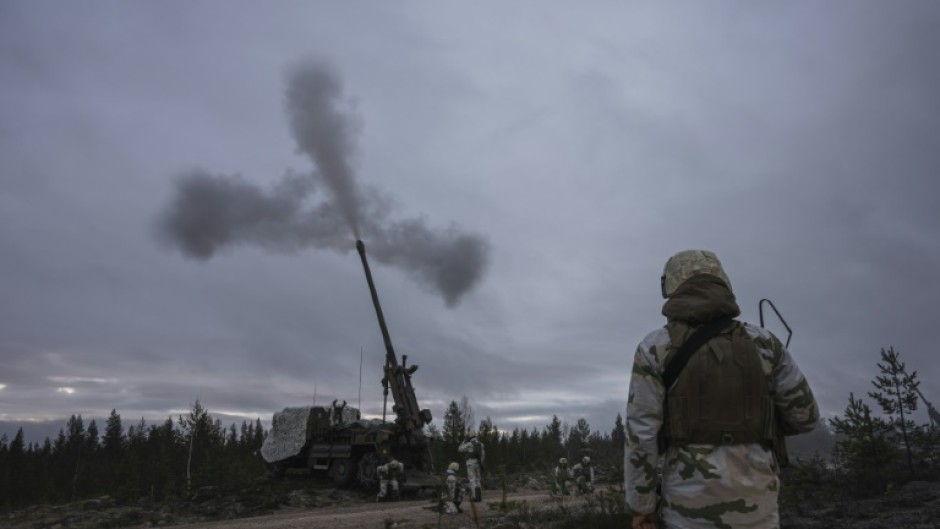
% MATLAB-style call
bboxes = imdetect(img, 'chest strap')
[662,316,734,391]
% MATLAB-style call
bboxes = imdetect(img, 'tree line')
[1,346,937,512]
[0,397,630,512]
[0,401,266,512]
[426,397,627,476]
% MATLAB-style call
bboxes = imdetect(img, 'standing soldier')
[553,457,571,497]
[571,456,594,494]
[625,249,819,529]
[458,432,485,502]
[375,458,405,502]
[442,462,464,514]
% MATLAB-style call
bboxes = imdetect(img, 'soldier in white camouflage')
[442,461,464,514]
[552,457,572,497]
[458,433,485,502]
[572,456,594,494]
[625,250,819,529]
[375,458,404,502]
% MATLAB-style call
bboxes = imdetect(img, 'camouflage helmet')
[661,249,732,299]
[559,457,567,465]
[582,456,590,465]
[448,461,460,473]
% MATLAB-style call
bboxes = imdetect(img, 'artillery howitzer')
[260,240,433,487]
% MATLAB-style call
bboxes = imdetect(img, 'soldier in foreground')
[442,462,465,514]
[375,458,405,502]
[625,250,819,529]
[571,456,594,494]
[458,432,485,502]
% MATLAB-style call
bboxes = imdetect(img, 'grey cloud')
[5,1,940,443]
[156,61,490,307]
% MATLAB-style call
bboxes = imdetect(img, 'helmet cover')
[661,249,732,298]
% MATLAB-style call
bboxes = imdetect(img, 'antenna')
[759,298,793,347]
[358,346,363,412]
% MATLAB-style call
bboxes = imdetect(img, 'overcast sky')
[2,1,939,444]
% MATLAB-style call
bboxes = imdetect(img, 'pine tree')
[84,420,101,495]
[64,415,86,500]
[6,429,25,506]
[567,418,591,460]
[868,347,919,476]
[178,400,211,495]
[478,417,500,468]
[252,418,265,452]
[830,392,898,493]
[543,415,563,463]
[612,413,626,478]
[441,401,465,462]
[103,409,125,456]
[458,396,474,437]
[240,421,250,451]
[101,409,125,496]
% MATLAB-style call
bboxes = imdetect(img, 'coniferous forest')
[0,402,267,512]
[1,347,938,525]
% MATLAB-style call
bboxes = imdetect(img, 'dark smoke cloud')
[285,62,364,238]
[156,60,489,306]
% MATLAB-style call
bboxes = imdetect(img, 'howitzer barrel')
[354,240,432,444]
[356,240,398,368]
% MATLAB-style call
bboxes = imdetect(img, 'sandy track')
[179,490,560,529]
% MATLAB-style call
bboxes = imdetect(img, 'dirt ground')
[179,489,563,529]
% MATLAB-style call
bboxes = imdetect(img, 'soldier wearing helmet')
[625,250,819,529]
[375,458,405,502]
[458,432,485,502]
[571,456,594,494]
[552,457,571,497]
[442,461,464,514]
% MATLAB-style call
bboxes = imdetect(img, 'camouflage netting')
[260,405,361,463]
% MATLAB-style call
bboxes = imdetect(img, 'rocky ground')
[3,476,940,529]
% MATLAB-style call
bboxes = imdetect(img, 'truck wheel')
[358,452,380,488]
[330,458,358,487]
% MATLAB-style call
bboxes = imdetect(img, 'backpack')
[658,318,783,461]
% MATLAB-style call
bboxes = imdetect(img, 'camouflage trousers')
[466,459,482,494]
[376,479,399,501]
[552,477,571,496]
[576,476,594,494]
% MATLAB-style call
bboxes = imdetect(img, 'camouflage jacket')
[458,438,485,462]
[572,463,593,482]
[377,461,404,481]
[445,472,463,502]
[625,275,818,529]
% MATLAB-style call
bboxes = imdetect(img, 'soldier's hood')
[661,274,740,324]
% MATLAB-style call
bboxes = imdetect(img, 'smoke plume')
[156,60,489,306]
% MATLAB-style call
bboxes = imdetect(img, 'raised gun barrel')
[355,240,432,443]
[356,239,398,368]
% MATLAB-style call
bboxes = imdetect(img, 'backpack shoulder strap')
[662,316,735,391]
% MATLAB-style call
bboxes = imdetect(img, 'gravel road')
[179,490,559,529]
